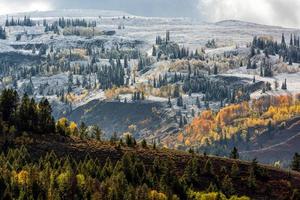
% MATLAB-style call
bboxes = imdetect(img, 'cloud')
[198,0,300,28]
[0,0,53,15]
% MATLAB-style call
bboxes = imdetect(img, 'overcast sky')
[0,0,299,28]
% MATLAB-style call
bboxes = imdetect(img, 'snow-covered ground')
[1,9,300,52]
[0,9,299,121]
[223,67,300,99]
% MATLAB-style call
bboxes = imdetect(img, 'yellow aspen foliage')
[57,171,71,192]
[17,170,29,185]
[187,190,250,200]
[76,174,85,189]
[149,190,167,200]
[183,94,300,147]
[57,118,69,127]
[69,121,78,135]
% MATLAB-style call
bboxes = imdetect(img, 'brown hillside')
[1,135,300,200]
[241,117,300,165]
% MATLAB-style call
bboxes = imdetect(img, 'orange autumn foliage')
[216,102,249,126]
[183,94,300,146]
[186,110,216,137]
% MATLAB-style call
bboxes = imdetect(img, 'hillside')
[0,9,300,199]
[0,9,133,19]
[240,117,300,165]
[1,134,300,199]
[65,100,178,139]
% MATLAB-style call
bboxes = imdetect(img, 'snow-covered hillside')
[1,9,300,51]
[0,9,299,153]
[0,9,133,19]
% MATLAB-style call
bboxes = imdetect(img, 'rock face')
[66,100,179,140]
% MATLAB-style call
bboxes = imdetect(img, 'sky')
[0,0,299,28]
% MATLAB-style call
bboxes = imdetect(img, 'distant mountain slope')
[215,20,283,28]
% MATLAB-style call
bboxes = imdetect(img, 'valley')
[0,9,299,167]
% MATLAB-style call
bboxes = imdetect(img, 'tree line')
[0,146,254,200]
[251,34,300,64]
[5,16,35,27]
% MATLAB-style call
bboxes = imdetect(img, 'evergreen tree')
[92,125,102,141]
[0,27,6,40]
[168,97,172,108]
[230,162,240,179]
[250,46,256,57]
[0,89,19,123]
[177,96,183,107]
[152,45,157,56]
[141,139,147,148]
[291,153,300,172]
[247,167,256,189]
[281,33,286,48]
[38,98,55,134]
[281,79,287,90]
[173,84,180,98]
[222,175,235,196]
[196,97,201,109]
[79,122,88,138]
[213,64,218,75]
[230,147,239,159]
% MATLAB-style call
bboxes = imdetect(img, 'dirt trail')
[241,132,300,154]
[240,118,300,164]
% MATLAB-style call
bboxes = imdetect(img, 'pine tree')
[38,98,55,134]
[0,89,19,123]
[230,147,239,159]
[260,65,263,77]
[124,56,128,68]
[250,46,256,57]
[141,139,147,148]
[213,64,218,75]
[281,33,286,48]
[177,96,183,107]
[289,57,293,65]
[0,27,7,40]
[247,59,251,69]
[152,140,156,149]
[173,84,180,98]
[79,122,88,139]
[222,175,235,196]
[152,45,157,56]
[196,97,201,109]
[92,125,102,141]
[168,97,172,108]
[179,115,184,128]
[166,30,170,42]
[230,162,239,178]
[281,79,287,90]
[204,159,214,175]
[291,153,300,172]
[247,167,256,189]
